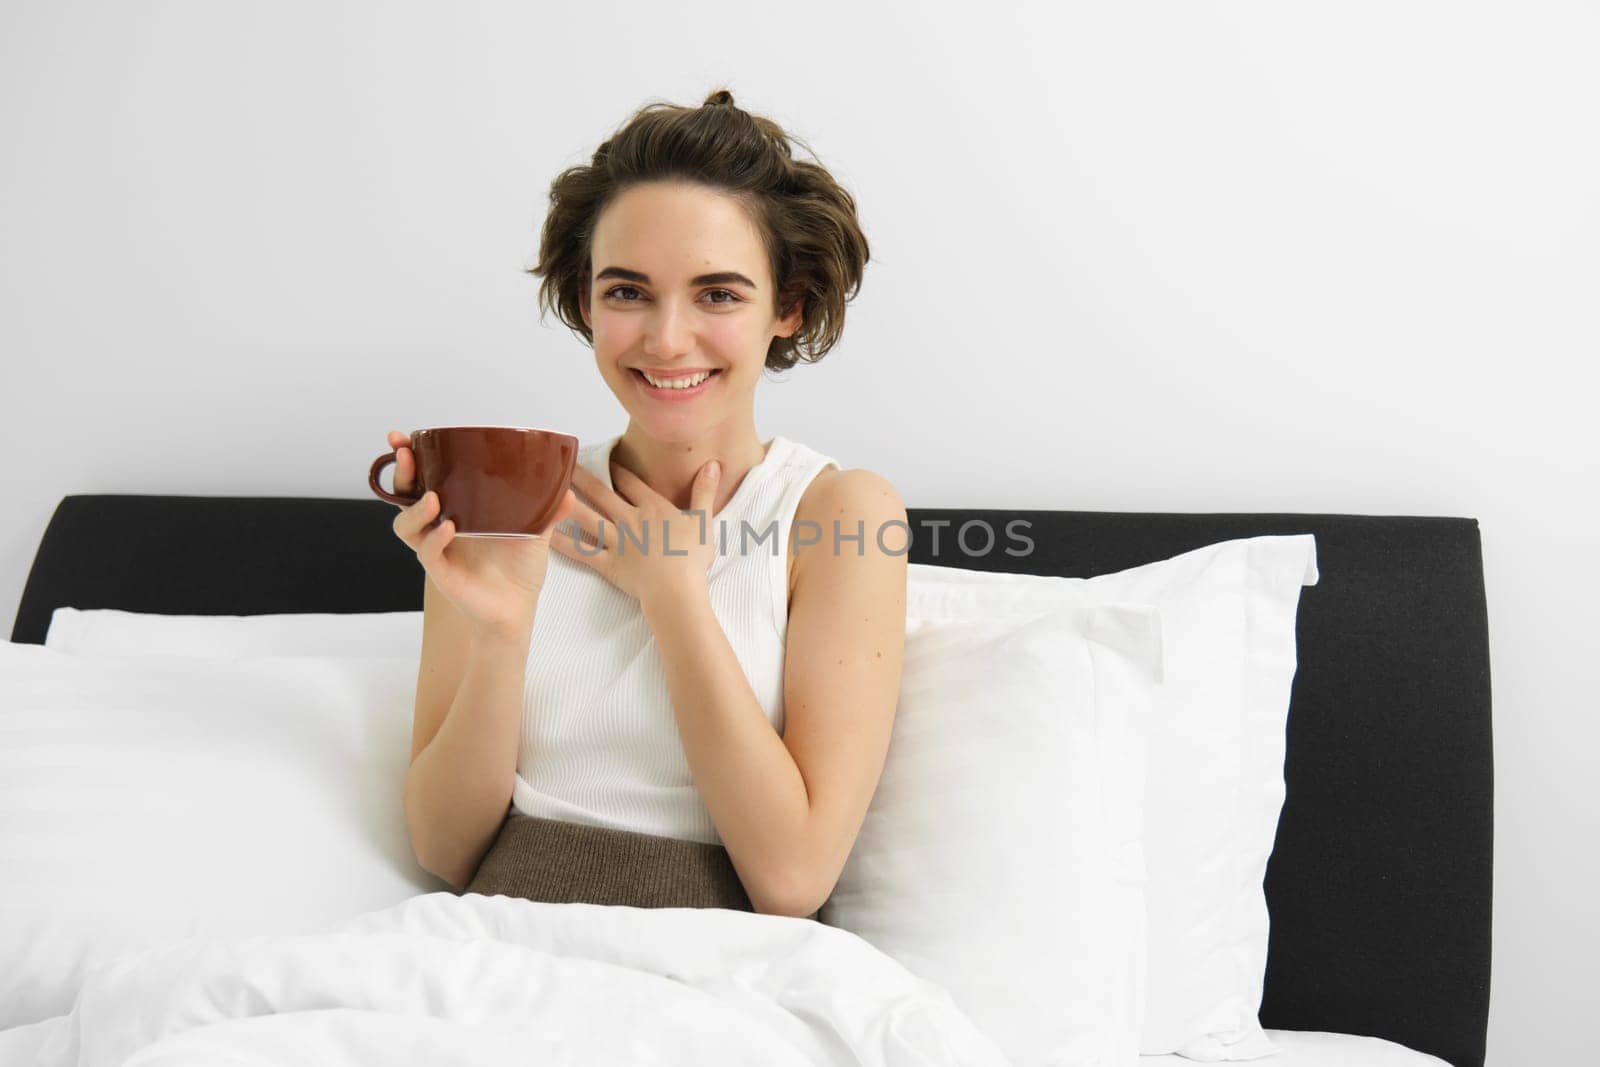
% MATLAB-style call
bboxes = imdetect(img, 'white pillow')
[0,643,446,1029]
[820,600,1166,1066]
[44,607,422,658]
[896,534,1319,1060]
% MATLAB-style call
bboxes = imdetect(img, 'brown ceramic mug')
[368,426,579,538]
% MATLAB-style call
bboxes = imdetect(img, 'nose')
[641,298,694,360]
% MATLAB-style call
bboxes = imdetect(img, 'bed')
[4,493,1493,1066]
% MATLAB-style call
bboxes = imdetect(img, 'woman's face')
[579,181,801,441]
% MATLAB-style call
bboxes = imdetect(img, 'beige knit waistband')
[463,810,819,922]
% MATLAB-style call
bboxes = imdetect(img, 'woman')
[388,89,907,921]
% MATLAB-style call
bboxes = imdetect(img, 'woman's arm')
[403,576,532,890]
[642,469,908,917]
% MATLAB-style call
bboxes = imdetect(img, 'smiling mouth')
[632,368,722,390]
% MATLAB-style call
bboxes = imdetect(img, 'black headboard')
[10,494,1493,1067]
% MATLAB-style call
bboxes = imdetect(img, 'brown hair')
[528,88,870,373]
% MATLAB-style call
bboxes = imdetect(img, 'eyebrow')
[594,266,758,289]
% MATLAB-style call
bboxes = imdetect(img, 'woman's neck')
[611,423,770,514]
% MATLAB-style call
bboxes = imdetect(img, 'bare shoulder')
[800,466,905,515]
[788,466,908,597]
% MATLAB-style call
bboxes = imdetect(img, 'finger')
[392,490,439,544]
[561,494,610,547]
[416,513,455,570]
[536,488,579,537]
[553,487,578,525]
[574,464,633,516]
[691,459,720,519]
[395,445,414,493]
[606,463,658,508]
[385,430,417,495]
[547,526,603,572]
[391,493,421,545]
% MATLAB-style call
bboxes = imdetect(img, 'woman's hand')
[547,457,721,608]
[385,429,578,642]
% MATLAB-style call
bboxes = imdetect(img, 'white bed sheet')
[1141,1028,1450,1066]
[0,890,1011,1066]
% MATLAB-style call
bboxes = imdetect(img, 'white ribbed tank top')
[510,432,841,845]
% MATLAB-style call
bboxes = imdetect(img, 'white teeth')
[640,370,713,390]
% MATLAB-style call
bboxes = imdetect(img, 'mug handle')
[368,452,422,507]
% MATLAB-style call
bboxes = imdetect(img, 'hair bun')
[704,89,736,108]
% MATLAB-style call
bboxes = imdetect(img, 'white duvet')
[0,890,1011,1066]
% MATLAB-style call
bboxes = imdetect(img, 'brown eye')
[601,286,741,306]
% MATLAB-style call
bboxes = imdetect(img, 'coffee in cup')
[368,425,578,538]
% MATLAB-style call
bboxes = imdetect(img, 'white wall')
[2,2,1594,1061]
